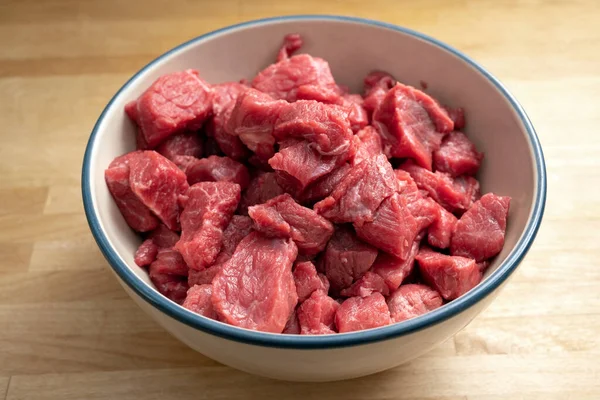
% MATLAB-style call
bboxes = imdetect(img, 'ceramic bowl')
[82,15,546,382]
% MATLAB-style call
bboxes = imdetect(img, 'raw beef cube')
[149,249,188,276]
[293,261,330,302]
[239,172,286,214]
[394,169,420,198]
[372,83,453,169]
[443,106,466,130]
[283,309,301,334]
[276,33,303,62]
[105,152,159,232]
[147,223,180,248]
[252,54,341,103]
[387,284,443,322]
[372,236,421,291]
[188,266,221,287]
[156,131,203,161]
[211,232,298,333]
[299,163,352,204]
[433,131,483,177]
[335,292,391,333]
[406,196,439,233]
[171,154,198,172]
[184,156,250,190]
[451,193,511,261]
[274,101,354,157]
[401,160,480,212]
[363,71,396,117]
[125,70,213,148]
[205,82,251,161]
[134,239,158,267]
[227,89,287,160]
[314,155,399,225]
[182,284,217,319]
[340,271,390,297]
[338,94,369,133]
[416,246,482,300]
[148,249,189,304]
[203,136,223,157]
[351,126,383,166]
[322,227,378,291]
[248,194,334,255]
[297,290,339,335]
[175,182,241,271]
[428,202,458,249]
[135,127,150,150]
[355,193,419,260]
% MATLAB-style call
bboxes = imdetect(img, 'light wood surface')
[1,0,599,398]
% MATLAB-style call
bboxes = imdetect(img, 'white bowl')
[82,15,546,382]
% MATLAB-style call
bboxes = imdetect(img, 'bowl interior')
[85,16,541,343]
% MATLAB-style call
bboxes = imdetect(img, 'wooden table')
[1,0,598,398]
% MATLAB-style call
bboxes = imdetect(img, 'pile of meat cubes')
[105,34,511,334]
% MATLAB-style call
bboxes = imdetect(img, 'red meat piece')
[134,239,158,267]
[428,202,458,249]
[297,290,339,335]
[387,284,443,322]
[276,33,303,62]
[182,284,217,319]
[148,249,189,304]
[401,160,480,213]
[248,194,334,255]
[283,309,301,334]
[416,246,482,300]
[335,292,391,333]
[322,227,378,291]
[293,261,330,303]
[188,266,220,287]
[372,83,453,169]
[212,232,298,333]
[340,271,389,298]
[125,70,213,148]
[147,224,180,248]
[372,235,421,291]
[175,182,241,271]
[351,126,383,166]
[433,131,483,177]
[239,172,286,214]
[156,131,203,161]
[205,82,251,161]
[338,94,369,133]
[252,54,341,103]
[314,155,399,225]
[269,140,342,195]
[105,152,159,232]
[451,193,511,261]
[406,196,439,233]
[443,106,466,130]
[184,156,250,190]
[394,169,420,198]
[363,71,396,117]
[299,163,352,204]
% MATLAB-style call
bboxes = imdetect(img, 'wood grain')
[1,0,599,398]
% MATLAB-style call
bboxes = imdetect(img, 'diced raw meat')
[340,271,389,297]
[363,71,396,117]
[433,131,483,176]
[338,94,369,133]
[105,152,160,232]
[297,290,339,335]
[269,140,342,195]
[394,169,420,197]
[335,292,391,333]
[406,196,439,233]
[203,136,223,157]
[175,182,241,271]
[416,246,482,300]
[156,131,203,161]
[239,172,286,214]
[182,284,217,319]
[299,163,352,204]
[147,224,180,248]
[134,239,158,267]
[401,160,480,212]
[444,106,466,130]
[351,126,383,166]
[372,235,422,291]
[428,202,458,249]
[252,54,341,103]
[149,249,188,276]
[184,155,250,190]
[372,83,453,169]
[276,33,303,62]
[322,227,378,291]
[148,249,189,304]
[274,101,354,157]
[188,265,221,287]
[248,194,334,255]
[171,154,198,172]
[205,82,251,161]
[387,284,443,322]
[125,70,213,148]
[135,127,149,150]
[212,232,298,333]
[283,309,301,334]
[451,193,511,261]
[314,154,399,225]
[293,261,330,302]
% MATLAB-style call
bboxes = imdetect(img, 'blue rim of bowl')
[82,15,546,349]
